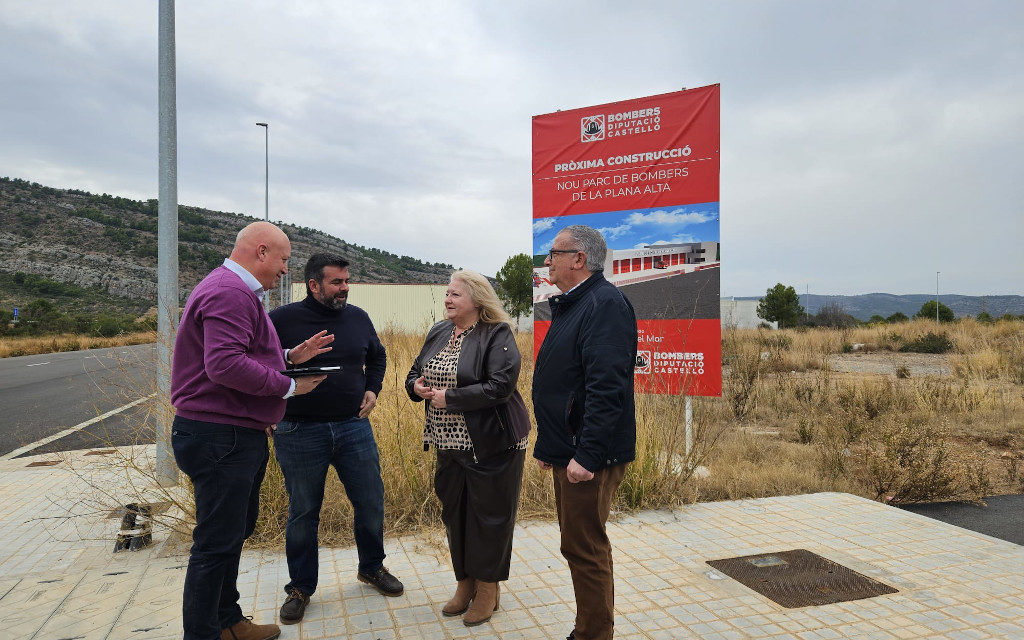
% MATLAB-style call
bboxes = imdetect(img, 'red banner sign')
[532,85,721,396]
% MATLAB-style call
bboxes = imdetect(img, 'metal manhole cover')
[706,549,897,608]
[26,460,60,467]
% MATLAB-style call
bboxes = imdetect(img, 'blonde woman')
[405,270,531,627]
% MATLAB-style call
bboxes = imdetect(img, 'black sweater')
[269,295,386,421]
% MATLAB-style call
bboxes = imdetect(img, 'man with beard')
[268,253,403,625]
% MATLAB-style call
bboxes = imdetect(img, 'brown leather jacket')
[406,320,531,460]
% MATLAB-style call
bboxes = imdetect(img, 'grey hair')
[561,225,607,272]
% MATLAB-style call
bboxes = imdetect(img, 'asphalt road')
[901,494,1024,546]
[535,268,720,321]
[0,343,156,458]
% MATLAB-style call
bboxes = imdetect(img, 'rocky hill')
[0,177,454,314]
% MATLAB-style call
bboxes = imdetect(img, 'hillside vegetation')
[0,176,454,315]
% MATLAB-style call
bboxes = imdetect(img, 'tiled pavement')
[1,447,1022,639]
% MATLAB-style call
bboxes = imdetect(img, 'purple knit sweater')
[171,266,291,430]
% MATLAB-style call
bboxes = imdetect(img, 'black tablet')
[282,366,343,377]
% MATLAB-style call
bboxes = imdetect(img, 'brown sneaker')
[221,616,281,640]
[279,588,310,624]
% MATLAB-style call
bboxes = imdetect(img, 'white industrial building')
[290,282,532,333]
[721,298,776,330]
[291,282,448,334]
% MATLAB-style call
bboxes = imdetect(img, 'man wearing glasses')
[532,224,638,640]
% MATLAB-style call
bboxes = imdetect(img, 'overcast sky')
[1,1,1021,295]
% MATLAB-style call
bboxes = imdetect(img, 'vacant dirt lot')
[827,352,950,377]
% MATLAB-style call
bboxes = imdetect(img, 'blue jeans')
[171,416,269,640]
[273,416,386,595]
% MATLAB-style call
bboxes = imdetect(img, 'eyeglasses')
[547,248,581,260]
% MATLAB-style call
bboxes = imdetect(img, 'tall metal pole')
[936,271,940,323]
[255,122,270,307]
[256,122,268,221]
[156,0,179,486]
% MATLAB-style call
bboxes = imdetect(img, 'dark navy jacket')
[532,272,637,472]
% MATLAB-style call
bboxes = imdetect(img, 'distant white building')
[291,282,447,334]
[291,282,532,333]
[721,298,776,330]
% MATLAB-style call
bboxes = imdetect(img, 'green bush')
[899,332,954,354]
[92,315,123,337]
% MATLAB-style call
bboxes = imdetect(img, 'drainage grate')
[706,549,897,608]
[84,449,117,456]
[26,460,60,467]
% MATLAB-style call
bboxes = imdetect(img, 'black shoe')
[279,588,310,624]
[566,632,575,640]
[357,566,404,596]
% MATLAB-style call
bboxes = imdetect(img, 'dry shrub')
[834,378,919,421]
[911,378,989,413]
[697,431,855,500]
[723,330,764,419]
[863,418,990,504]
[950,348,1003,380]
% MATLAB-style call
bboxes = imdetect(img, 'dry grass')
[0,331,156,358]
[77,317,1024,549]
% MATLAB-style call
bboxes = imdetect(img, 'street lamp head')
[256,122,268,127]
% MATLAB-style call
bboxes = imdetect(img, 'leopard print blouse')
[422,323,528,452]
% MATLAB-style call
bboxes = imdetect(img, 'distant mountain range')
[730,293,1024,321]
[0,176,454,314]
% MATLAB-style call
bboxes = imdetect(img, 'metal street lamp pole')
[156,0,179,486]
[256,122,268,221]
[936,271,940,323]
[255,122,272,308]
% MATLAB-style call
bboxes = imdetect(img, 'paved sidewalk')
[1,447,1022,640]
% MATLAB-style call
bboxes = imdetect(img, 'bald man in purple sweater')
[171,222,333,640]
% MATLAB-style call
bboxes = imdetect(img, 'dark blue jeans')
[171,416,269,640]
[273,416,386,595]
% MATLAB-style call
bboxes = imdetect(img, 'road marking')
[0,394,156,461]
[26,362,51,367]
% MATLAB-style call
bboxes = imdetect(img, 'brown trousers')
[553,463,627,640]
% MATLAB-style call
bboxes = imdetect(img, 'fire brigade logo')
[580,115,605,142]
[635,351,651,374]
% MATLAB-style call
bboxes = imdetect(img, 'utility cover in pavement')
[706,549,897,608]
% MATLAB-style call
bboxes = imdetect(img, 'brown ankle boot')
[463,581,499,626]
[221,616,281,640]
[442,578,476,616]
